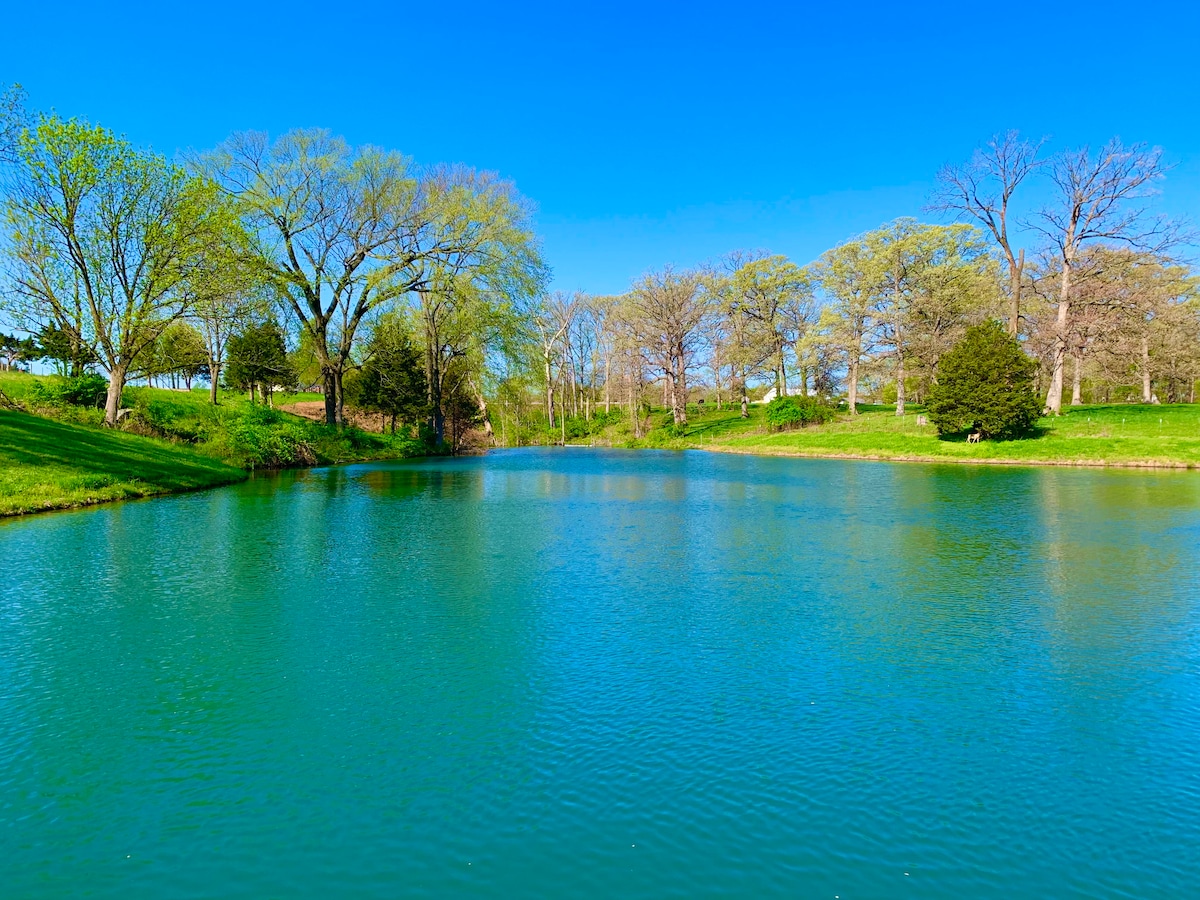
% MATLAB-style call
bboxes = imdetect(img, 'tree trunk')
[475,384,495,445]
[848,357,859,415]
[1141,336,1153,403]
[1045,262,1072,415]
[323,368,337,424]
[603,353,611,414]
[544,354,554,430]
[895,350,905,416]
[1070,350,1082,406]
[1009,248,1024,337]
[208,356,220,405]
[103,365,127,427]
[777,340,787,398]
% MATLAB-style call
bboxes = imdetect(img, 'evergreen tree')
[225,320,295,404]
[926,320,1041,439]
[354,318,427,432]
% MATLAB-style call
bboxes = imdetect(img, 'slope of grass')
[634,401,1200,467]
[0,409,248,516]
[0,372,429,516]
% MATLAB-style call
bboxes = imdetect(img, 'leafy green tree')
[1,332,37,371]
[35,323,97,376]
[354,316,427,432]
[4,115,238,424]
[150,321,209,389]
[225,320,296,404]
[723,253,817,398]
[926,320,1041,439]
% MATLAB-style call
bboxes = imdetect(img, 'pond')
[2,449,1199,897]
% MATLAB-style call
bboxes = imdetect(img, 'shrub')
[27,374,109,408]
[765,395,834,430]
[926,320,1042,439]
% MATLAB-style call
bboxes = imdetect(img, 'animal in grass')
[967,432,982,443]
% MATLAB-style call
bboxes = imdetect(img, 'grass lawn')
[0,372,425,516]
[661,402,1200,467]
[0,408,247,516]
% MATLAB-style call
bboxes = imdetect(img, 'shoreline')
[7,438,1197,522]
[698,443,1199,470]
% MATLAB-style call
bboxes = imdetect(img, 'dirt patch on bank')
[278,401,390,433]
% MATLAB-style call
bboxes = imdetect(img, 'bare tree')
[1028,140,1177,414]
[624,268,711,426]
[931,131,1044,336]
[533,292,578,432]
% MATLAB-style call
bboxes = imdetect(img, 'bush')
[27,374,109,408]
[926,320,1042,439]
[765,395,834,430]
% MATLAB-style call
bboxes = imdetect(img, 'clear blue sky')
[4,1,1198,294]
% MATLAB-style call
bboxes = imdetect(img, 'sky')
[3,0,1199,294]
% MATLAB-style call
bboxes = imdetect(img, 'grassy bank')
[0,409,248,515]
[597,401,1200,468]
[0,371,427,516]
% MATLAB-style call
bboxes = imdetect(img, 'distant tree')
[355,317,428,433]
[1029,140,1177,414]
[152,321,209,390]
[1,332,37,371]
[931,131,1044,336]
[926,320,1042,439]
[35,322,97,376]
[623,268,711,426]
[225,320,295,404]
[814,238,879,415]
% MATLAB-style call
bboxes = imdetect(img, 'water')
[2,449,1199,898]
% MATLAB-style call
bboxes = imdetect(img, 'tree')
[5,115,236,424]
[624,268,711,426]
[34,323,96,375]
[0,83,27,164]
[724,253,816,398]
[412,167,546,445]
[225,319,295,403]
[150,321,209,390]
[931,131,1043,335]
[1029,140,1176,414]
[199,130,421,425]
[185,232,265,404]
[1,332,37,371]
[533,292,578,431]
[926,320,1041,439]
[355,315,428,432]
[201,132,545,430]
[814,237,878,415]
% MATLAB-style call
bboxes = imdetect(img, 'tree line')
[2,83,1196,449]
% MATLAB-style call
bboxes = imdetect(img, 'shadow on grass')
[937,426,1051,443]
[0,410,244,490]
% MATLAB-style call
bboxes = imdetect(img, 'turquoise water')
[3,449,1199,897]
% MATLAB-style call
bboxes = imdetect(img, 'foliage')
[4,113,240,423]
[353,317,427,430]
[926,321,1042,438]
[225,320,296,397]
[145,321,209,386]
[26,373,109,409]
[33,324,96,375]
[764,395,835,430]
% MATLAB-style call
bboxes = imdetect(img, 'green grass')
[632,401,1200,468]
[0,408,248,516]
[0,372,429,516]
